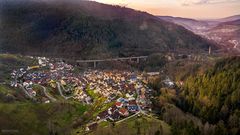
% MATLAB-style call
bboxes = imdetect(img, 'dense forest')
[0,0,214,59]
[177,57,240,135]
[148,56,240,135]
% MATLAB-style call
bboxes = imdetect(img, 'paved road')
[19,84,36,100]
[115,111,140,124]
[56,82,73,100]
[37,85,57,102]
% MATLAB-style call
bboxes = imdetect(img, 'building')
[115,102,123,108]
[119,108,129,117]
[127,100,139,112]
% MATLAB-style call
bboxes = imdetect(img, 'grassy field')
[87,115,171,135]
[0,102,88,135]
[0,84,29,102]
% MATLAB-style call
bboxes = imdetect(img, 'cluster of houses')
[83,70,139,97]
[97,97,139,121]
[10,68,38,97]
[10,57,153,113]
[82,70,153,107]
[81,70,154,129]
[9,56,158,133]
[10,57,75,100]
[72,70,153,106]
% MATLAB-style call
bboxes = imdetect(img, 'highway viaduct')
[76,56,148,68]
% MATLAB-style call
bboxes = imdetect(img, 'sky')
[93,0,240,19]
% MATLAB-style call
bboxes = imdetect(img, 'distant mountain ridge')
[158,16,212,34]
[158,15,240,53]
[0,0,215,59]
[205,15,240,23]
[220,19,240,25]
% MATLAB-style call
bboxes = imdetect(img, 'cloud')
[182,0,239,6]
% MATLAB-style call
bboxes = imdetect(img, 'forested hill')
[0,0,214,59]
[179,57,240,133]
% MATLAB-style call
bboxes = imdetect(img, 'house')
[129,75,137,83]
[42,97,49,103]
[119,108,129,117]
[128,97,136,101]
[86,122,98,131]
[85,96,92,104]
[44,100,50,103]
[128,100,137,105]
[60,80,66,86]
[29,90,37,97]
[127,100,139,112]
[177,81,184,86]
[97,110,108,120]
[163,78,175,87]
[108,111,120,121]
[126,93,133,98]
[115,102,123,108]
[128,105,139,112]
[108,106,118,115]
[108,93,116,101]
[117,97,128,103]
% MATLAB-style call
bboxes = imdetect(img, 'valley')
[0,0,240,135]
[1,52,236,135]
[158,15,240,54]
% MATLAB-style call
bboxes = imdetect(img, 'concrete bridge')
[76,56,148,68]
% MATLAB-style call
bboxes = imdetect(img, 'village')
[10,57,163,128]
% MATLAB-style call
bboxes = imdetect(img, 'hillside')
[158,16,214,34]
[0,102,88,135]
[178,57,240,134]
[0,0,214,59]
[205,19,240,52]
[88,115,171,135]
[158,15,240,53]
[223,19,240,25]
[148,56,240,135]
[211,15,240,23]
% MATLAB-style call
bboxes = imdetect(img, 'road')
[87,111,141,127]
[115,111,140,124]
[37,85,57,102]
[19,84,36,100]
[56,82,73,100]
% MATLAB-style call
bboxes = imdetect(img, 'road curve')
[18,84,36,100]
[56,82,73,100]
[37,85,57,102]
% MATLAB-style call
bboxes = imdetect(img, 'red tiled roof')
[119,108,128,114]
[115,102,122,107]
[128,100,137,105]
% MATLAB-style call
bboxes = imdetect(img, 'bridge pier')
[137,58,140,63]
[93,61,97,68]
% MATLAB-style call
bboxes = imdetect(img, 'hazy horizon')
[93,0,240,19]
[1,0,239,19]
